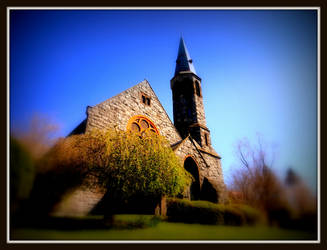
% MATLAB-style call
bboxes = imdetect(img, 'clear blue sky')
[10,9,318,191]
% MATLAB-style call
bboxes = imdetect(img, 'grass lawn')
[10,215,317,241]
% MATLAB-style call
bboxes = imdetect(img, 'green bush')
[41,129,191,199]
[223,205,244,226]
[229,204,265,225]
[33,129,192,215]
[167,199,224,225]
[166,198,264,226]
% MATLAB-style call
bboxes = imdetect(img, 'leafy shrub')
[166,198,264,226]
[223,205,244,226]
[229,204,265,225]
[32,129,192,215]
[167,199,224,225]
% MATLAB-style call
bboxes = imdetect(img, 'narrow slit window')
[205,133,209,146]
[195,81,201,97]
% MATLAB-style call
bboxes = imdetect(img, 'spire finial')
[174,37,197,76]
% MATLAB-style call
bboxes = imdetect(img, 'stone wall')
[86,80,181,144]
[171,73,207,128]
[193,79,207,127]
[200,151,227,202]
[51,185,106,217]
[173,137,226,203]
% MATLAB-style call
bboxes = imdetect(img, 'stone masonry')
[85,80,181,144]
[172,136,226,202]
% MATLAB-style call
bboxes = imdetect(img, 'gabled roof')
[172,135,220,169]
[69,119,87,136]
[174,37,197,76]
[70,80,183,144]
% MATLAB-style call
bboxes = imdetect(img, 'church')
[53,38,226,216]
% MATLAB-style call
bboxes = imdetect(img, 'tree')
[285,168,316,216]
[10,137,35,216]
[231,137,289,224]
[33,129,192,216]
[10,114,60,222]
[12,113,60,160]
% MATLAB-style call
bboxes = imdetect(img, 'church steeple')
[174,37,197,76]
[171,38,212,149]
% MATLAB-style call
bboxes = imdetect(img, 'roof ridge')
[88,79,148,108]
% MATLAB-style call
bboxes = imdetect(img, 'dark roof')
[174,37,197,76]
[68,119,87,136]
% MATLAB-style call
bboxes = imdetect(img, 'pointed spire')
[174,37,197,76]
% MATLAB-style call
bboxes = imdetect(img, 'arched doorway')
[200,178,218,203]
[184,157,200,200]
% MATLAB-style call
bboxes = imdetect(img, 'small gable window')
[140,92,151,106]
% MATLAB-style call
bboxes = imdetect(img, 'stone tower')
[171,37,212,150]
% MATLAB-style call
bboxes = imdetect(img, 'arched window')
[195,81,201,97]
[127,115,159,135]
[184,156,200,200]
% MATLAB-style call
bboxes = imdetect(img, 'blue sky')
[10,9,318,191]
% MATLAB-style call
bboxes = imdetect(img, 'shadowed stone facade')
[52,38,226,216]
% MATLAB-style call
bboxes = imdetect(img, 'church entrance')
[200,177,218,203]
[184,157,200,200]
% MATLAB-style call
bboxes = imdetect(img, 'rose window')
[127,115,159,135]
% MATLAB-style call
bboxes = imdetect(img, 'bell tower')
[171,37,212,149]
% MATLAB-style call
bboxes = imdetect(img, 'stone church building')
[53,38,226,216]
